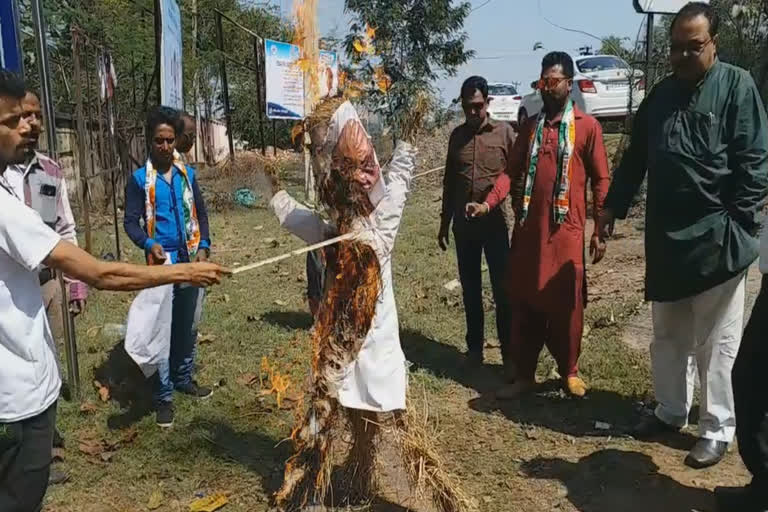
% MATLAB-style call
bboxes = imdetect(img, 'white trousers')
[651,272,746,442]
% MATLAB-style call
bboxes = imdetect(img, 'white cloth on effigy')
[270,102,416,412]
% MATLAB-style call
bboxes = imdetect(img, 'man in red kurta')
[468,51,610,398]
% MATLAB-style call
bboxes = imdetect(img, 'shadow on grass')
[521,449,713,512]
[93,341,154,430]
[400,329,504,394]
[261,310,314,330]
[186,418,418,510]
[188,417,289,496]
[468,377,697,448]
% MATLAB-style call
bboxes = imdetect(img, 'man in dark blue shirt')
[124,106,213,428]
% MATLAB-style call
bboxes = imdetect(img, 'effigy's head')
[307,98,384,225]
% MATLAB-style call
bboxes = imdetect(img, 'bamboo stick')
[231,230,368,275]
[413,166,444,179]
[231,165,442,275]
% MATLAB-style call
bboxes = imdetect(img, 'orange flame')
[291,0,321,110]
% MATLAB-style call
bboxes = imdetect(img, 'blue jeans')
[153,285,205,405]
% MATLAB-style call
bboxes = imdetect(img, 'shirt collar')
[544,103,583,126]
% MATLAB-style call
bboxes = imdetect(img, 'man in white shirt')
[0,70,228,512]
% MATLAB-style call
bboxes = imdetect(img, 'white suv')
[518,55,645,126]
[487,83,522,125]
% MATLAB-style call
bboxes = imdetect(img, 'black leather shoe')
[685,438,728,469]
[715,484,768,512]
[631,414,680,440]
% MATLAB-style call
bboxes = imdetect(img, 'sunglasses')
[535,76,570,90]
[669,38,713,57]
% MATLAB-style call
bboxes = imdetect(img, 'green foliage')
[16,0,293,154]
[343,0,474,137]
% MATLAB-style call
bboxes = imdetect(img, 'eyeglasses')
[535,77,569,90]
[669,38,713,57]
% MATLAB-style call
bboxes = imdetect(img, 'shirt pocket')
[27,174,58,226]
[481,144,506,171]
[664,109,717,160]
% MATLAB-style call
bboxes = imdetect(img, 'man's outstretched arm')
[44,241,228,291]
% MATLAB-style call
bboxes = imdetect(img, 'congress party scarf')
[143,152,201,259]
[521,99,576,224]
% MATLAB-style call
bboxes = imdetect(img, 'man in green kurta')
[599,2,768,470]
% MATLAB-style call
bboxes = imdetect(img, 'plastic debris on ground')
[234,188,260,207]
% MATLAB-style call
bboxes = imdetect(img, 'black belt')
[39,268,56,286]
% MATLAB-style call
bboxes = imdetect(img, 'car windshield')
[488,84,518,96]
[576,56,628,73]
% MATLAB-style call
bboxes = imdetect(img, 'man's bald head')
[176,113,196,154]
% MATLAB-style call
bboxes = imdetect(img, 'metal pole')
[272,119,277,156]
[58,273,80,398]
[10,0,24,78]
[645,13,655,89]
[31,0,56,158]
[32,1,80,398]
[216,12,235,160]
[154,0,162,104]
[72,31,92,254]
[253,36,266,156]
[192,0,200,164]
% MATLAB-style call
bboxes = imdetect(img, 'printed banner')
[160,0,183,109]
[318,50,339,100]
[0,0,23,73]
[265,39,305,120]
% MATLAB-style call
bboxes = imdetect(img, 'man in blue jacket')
[124,106,213,428]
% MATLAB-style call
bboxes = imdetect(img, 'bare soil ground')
[45,134,752,512]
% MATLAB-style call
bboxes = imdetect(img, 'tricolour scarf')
[144,153,201,259]
[520,99,576,224]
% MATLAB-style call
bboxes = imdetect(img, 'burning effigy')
[262,95,471,511]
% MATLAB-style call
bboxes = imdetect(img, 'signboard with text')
[160,0,183,109]
[318,50,339,100]
[0,1,23,74]
[265,39,305,120]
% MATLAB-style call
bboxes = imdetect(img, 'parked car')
[518,54,645,126]
[487,82,522,125]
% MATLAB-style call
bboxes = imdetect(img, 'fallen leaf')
[198,334,217,345]
[121,428,138,445]
[237,373,258,386]
[274,300,288,307]
[78,439,105,456]
[100,451,115,462]
[98,385,110,402]
[189,493,229,512]
[253,225,264,231]
[223,294,231,303]
[79,402,99,414]
[147,488,164,510]
[86,326,101,338]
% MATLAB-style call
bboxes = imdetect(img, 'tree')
[343,0,474,134]
[599,36,633,62]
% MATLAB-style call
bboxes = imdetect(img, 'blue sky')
[277,0,653,102]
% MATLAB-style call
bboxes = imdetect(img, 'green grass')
[46,169,653,512]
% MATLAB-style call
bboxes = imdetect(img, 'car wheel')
[518,108,528,127]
